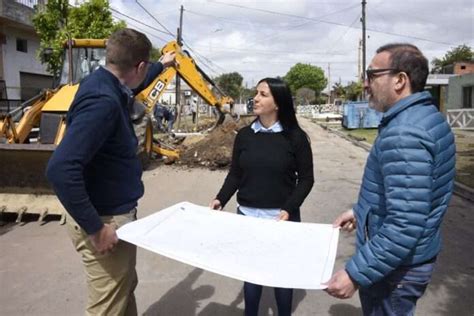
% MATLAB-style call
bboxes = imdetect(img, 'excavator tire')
[134,113,153,170]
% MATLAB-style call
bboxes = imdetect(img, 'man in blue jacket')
[325,43,455,315]
[46,28,175,315]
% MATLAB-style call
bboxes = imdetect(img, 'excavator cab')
[58,46,106,86]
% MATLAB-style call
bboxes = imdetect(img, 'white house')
[0,0,52,107]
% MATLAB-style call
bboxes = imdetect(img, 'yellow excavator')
[0,38,233,223]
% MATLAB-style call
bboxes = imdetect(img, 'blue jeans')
[237,208,294,315]
[244,282,293,316]
[359,261,435,316]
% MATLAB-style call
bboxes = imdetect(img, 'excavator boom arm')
[135,41,232,114]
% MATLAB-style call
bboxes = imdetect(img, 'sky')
[108,0,474,91]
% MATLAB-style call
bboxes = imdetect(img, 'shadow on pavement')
[328,303,362,315]
[0,222,15,236]
[143,268,214,316]
[422,196,474,315]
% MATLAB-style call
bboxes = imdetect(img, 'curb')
[325,125,372,152]
[322,124,474,203]
[453,181,474,203]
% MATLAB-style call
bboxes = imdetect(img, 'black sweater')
[216,125,314,220]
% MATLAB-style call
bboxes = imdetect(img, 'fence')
[297,104,343,115]
[447,109,474,130]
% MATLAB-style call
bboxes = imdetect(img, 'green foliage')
[214,72,244,99]
[296,87,315,105]
[332,82,345,98]
[150,47,162,62]
[344,81,363,101]
[284,63,327,96]
[240,87,256,101]
[33,0,125,77]
[68,0,125,38]
[431,44,474,73]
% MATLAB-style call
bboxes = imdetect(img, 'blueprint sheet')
[117,201,339,289]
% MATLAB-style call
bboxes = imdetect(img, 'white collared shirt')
[251,120,283,133]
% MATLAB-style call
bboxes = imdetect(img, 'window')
[16,38,28,53]
[463,86,473,109]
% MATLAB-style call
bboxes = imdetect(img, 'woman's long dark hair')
[257,77,300,132]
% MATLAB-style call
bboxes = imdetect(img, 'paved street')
[1,117,473,315]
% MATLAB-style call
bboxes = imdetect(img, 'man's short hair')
[376,43,429,93]
[106,28,152,72]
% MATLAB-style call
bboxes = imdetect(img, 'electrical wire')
[111,13,168,43]
[209,1,457,46]
[248,3,361,45]
[190,45,351,56]
[326,12,361,54]
[182,39,226,74]
[135,0,176,38]
[110,7,171,39]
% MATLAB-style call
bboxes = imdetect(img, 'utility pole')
[327,63,331,104]
[361,0,367,99]
[358,38,362,81]
[176,5,184,130]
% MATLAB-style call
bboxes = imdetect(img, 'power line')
[183,41,222,74]
[182,40,227,74]
[111,13,168,43]
[185,10,260,26]
[112,4,226,77]
[110,7,171,40]
[245,3,361,46]
[191,44,353,56]
[135,0,175,38]
[209,1,359,27]
[327,12,361,54]
[243,60,358,65]
[209,1,457,46]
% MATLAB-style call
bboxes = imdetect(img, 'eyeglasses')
[365,68,401,82]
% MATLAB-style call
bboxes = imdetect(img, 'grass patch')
[343,128,378,144]
[312,120,473,188]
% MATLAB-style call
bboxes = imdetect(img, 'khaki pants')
[66,210,138,316]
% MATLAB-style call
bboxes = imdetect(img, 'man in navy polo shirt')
[47,28,175,315]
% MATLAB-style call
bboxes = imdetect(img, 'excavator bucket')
[0,144,65,224]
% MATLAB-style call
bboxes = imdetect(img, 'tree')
[284,63,327,97]
[332,82,345,99]
[344,81,363,101]
[150,47,162,62]
[240,87,256,102]
[431,44,473,73]
[33,0,125,77]
[214,72,243,100]
[296,87,315,105]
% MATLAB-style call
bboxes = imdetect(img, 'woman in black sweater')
[210,78,314,316]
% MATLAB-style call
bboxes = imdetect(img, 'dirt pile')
[178,117,253,169]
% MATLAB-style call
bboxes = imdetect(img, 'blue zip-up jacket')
[345,91,456,288]
[46,63,164,235]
